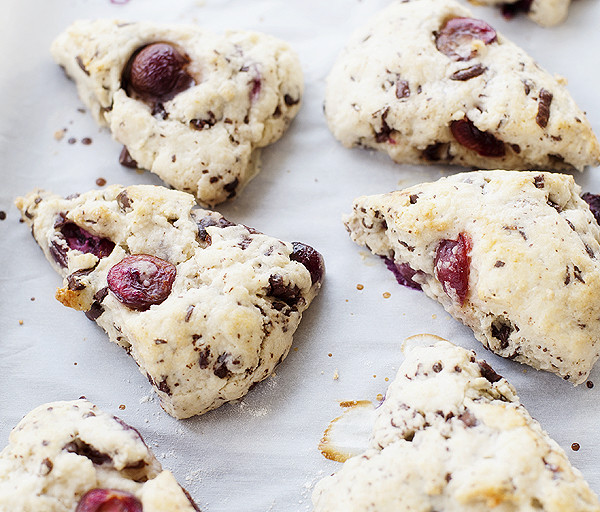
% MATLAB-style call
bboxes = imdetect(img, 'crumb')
[73,362,77,366]
[432,314,437,319]
[53,128,67,141]
[376,393,384,401]
[571,442,580,451]
[385,377,389,382]
[587,380,594,389]
[81,137,93,145]
[383,292,391,299]
[68,137,77,145]
[119,404,126,410]
[77,107,86,113]
[328,353,332,357]
[373,374,377,378]
[0,211,6,221]
[18,320,24,325]
[333,369,339,380]
[96,177,107,187]
[30,297,35,301]
[356,283,364,290]
[293,347,298,352]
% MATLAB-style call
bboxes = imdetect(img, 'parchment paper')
[1,1,599,510]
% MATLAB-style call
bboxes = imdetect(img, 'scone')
[344,170,600,384]
[16,185,324,419]
[325,0,600,171]
[313,336,600,512]
[51,20,303,206]
[0,399,199,512]
[471,0,571,27]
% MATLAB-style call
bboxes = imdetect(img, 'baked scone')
[471,0,571,27]
[325,0,600,171]
[15,185,324,419]
[51,20,303,206]
[312,336,600,512]
[344,170,600,384]
[0,399,199,511]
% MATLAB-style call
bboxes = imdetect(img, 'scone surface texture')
[325,0,600,171]
[51,19,303,206]
[344,170,600,384]
[0,399,199,512]
[312,338,600,512]
[16,185,324,419]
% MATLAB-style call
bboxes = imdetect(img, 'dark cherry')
[76,489,142,512]
[61,223,115,259]
[434,233,471,305]
[107,254,176,311]
[125,43,193,99]
[582,193,600,225]
[450,118,505,157]
[383,257,421,290]
[290,242,325,285]
[436,17,497,61]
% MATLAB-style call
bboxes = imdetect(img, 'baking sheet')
[1,0,600,510]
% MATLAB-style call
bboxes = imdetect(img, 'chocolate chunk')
[450,64,486,81]
[395,79,410,99]
[536,89,553,128]
[478,360,503,383]
[63,439,112,465]
[119,146,138,169]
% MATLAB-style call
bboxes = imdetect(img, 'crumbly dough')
[470,0,571,27]
[16,185,323,419]
[344,171,600,384]
[325,0,600,171]
[312,337,600,512]
[51,20,303,206]
[0,399,199,512]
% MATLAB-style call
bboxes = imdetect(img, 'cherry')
[290,242,325,285]
[107,254,176,311]
[450,118,505,157]
[436,17,497,61]
[76,489,142,512]
[124,43,193,100]
[434,233,472,305]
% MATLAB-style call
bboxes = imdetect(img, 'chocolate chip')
[63,440,112,465]
[395,79,410,99]
[491,316,513,350]
[533,175,545,189]
[190,111,217,130]
[450,64,486,81]
[536,89,553,128]
[458,410,478,427]
[284,94,299,106]
[75,55,90,76]
[119,146,138,169]
[478,360,502,383]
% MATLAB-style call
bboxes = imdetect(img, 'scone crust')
[51,20,303,206]
[16,185,322,418]
[325,0,600,171]
[0,399,197,512]
[312,340,600,512]
[344,171,600,384]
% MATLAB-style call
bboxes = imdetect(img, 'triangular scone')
[325,0,600,171]
[344,171,600,384]
[0,399,199,511]
[470,0,571,27]
[313,337,600,512]
[16,185,324,419]
[51,20,303,206]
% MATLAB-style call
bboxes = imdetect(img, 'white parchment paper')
[1,1,599,510]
